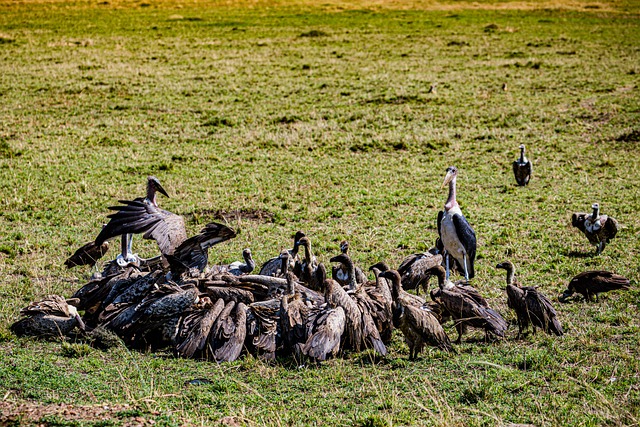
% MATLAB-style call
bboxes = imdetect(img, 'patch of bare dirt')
[0,401,158,426]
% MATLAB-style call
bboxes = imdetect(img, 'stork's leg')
[120,234,128,260]
[596,241,605,255]
[444,251,450,280]
[125,233,137,263]
[463,254,470,281]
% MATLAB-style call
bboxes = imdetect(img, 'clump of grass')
[202,116,235,128]
[0,139,22,158]
[60,342,93,358]
[299,30,327,37]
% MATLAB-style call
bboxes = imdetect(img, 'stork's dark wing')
[95,200,187,256]
[452,213,476,279]
[172,222,237,271]
[437,210,444,238]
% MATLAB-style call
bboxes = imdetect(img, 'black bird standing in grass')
[559,271,630,302]
[571,203,618,255]
[513,144,532,186]
[437,166,476,281]
[496,260,563,337]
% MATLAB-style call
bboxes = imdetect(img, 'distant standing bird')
[559,271,630,302]
[496,260,563,337]
[437,166,477,281]
[571,203,618,255]
[513,144,532,186]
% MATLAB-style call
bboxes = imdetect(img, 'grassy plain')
[0,0,639,425]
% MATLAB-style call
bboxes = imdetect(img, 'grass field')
[0,0,639,425]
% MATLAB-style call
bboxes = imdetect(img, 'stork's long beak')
[442,170,455,188]
[156,182,170,198]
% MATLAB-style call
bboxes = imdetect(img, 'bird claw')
[116,253,140,267]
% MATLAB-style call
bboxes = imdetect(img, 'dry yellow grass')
[0,0,637,13]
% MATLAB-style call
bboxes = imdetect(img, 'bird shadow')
[562,249,594,259]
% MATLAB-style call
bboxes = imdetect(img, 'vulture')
[259,231,305,276]
[559,271,630,302]
[278,272,312,358]
[437,166,477,281]
[117,283,199,348]
[207,300,247,363]
[330,254,387,356]
[99,270,163,326]
[226,248,256,276]
[175,297,225,359]
[322,261,365,353]
[296,236,321,291]
[301,304,346,362]
[496,260,563,337]
[72,267,143,327]
[397,252,443,295]
[246,298,281,360]
[571,203,618,255]
[380,270,453,357]
[429,265,507,344]
[332,240,367,287]
[64,240,110,269]
[169,222,237,274]
[11,295,85,338]
[513,144,532,186]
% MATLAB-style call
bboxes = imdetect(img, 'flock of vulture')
[10,145,632,363]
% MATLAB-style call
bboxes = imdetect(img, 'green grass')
[0,0,639,425]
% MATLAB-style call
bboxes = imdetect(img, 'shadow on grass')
[562,249,593,259]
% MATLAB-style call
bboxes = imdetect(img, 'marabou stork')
[94,176,172,267]
[437,166,477,281]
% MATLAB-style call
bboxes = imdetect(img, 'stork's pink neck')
[444,177,458,211]
[146,183,158,207]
